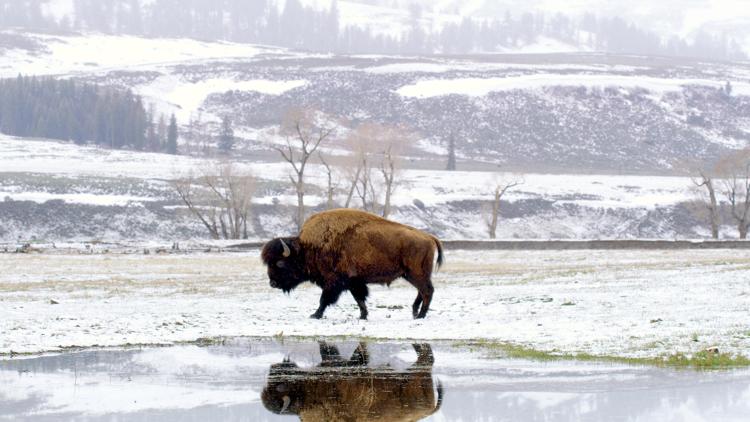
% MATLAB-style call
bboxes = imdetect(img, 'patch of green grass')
[193,337,228,346]
[454,340,750,370]
[664,350,750,369]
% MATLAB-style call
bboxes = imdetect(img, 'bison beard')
[261,209,444,319]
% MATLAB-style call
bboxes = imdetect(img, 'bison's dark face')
[261,361,304,415]
[261,237,306,293]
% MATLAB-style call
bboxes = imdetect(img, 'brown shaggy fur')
[261,342,443,421]
[262,209,443,319]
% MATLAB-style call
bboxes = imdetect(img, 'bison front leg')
[349,282,369,320]
[318,342,343,364]
[310,286,344,319]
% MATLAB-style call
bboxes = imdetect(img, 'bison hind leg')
[349,282,369,320]
[415,281,435,319]
[405,273,435,319]
[412,294,422,318]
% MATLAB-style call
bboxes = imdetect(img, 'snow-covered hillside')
[3,30,750,241]
[6,29,750,173]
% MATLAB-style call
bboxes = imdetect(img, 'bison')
[261,209,443,319]
[261,342,443,421]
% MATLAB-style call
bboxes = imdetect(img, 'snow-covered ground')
[2,249,748,359]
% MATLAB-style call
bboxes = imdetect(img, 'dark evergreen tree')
[156,114,167,151]
[446,133,456,171]
[166,114,178,154]
[146,107,158,151]
[0,75,147,149]
[218,115,235,154]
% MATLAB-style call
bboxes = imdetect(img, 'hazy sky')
[321,0,750,40]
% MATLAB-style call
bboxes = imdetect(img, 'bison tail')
[433,237,444,270]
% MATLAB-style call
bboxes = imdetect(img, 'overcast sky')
[315,0,750,40]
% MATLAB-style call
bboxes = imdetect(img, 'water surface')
[1,339,749,421]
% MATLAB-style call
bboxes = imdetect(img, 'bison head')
[261,360,305,415]
[261,237,306,293]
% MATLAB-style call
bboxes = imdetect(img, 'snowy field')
[2,248,749,359]
[0,134,703,240]
[0,135,694,208]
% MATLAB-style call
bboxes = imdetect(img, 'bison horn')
[281,395,291,413]
[280,239,291,257]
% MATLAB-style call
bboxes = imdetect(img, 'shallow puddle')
[1,339,749,421]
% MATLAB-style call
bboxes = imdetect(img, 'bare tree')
[380,143,398,218]
[318,152,337,210]
[172,162,255,239]
[173,173,221,239]
[486,176,523,239]
[378,126,407,218]
[691,168,720,239]
[343,122,407,216]
[718,150,750,239]
[275,108,335,230]
[344,123,380,212]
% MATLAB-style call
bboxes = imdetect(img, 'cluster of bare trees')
[691,149,750,239]
[271,109,411,229]
[172,162,255,240]
[172,107,527,240]
[341,123,405,218]
[172,107,414,239]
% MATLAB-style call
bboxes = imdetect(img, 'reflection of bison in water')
[262,342,443,421]
[262,209,443,319]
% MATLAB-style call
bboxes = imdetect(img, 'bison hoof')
[359,314,368,320]
[309,313,323,319]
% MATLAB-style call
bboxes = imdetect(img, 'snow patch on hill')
[0,134,703,242]
[0,31,284,78]
[362,60,644,74]
[0,190,155,207]
[137,76,308,121]
[0,134,694,211]
[397,74,750,98]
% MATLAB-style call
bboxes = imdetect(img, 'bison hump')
[299,209,396,245]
